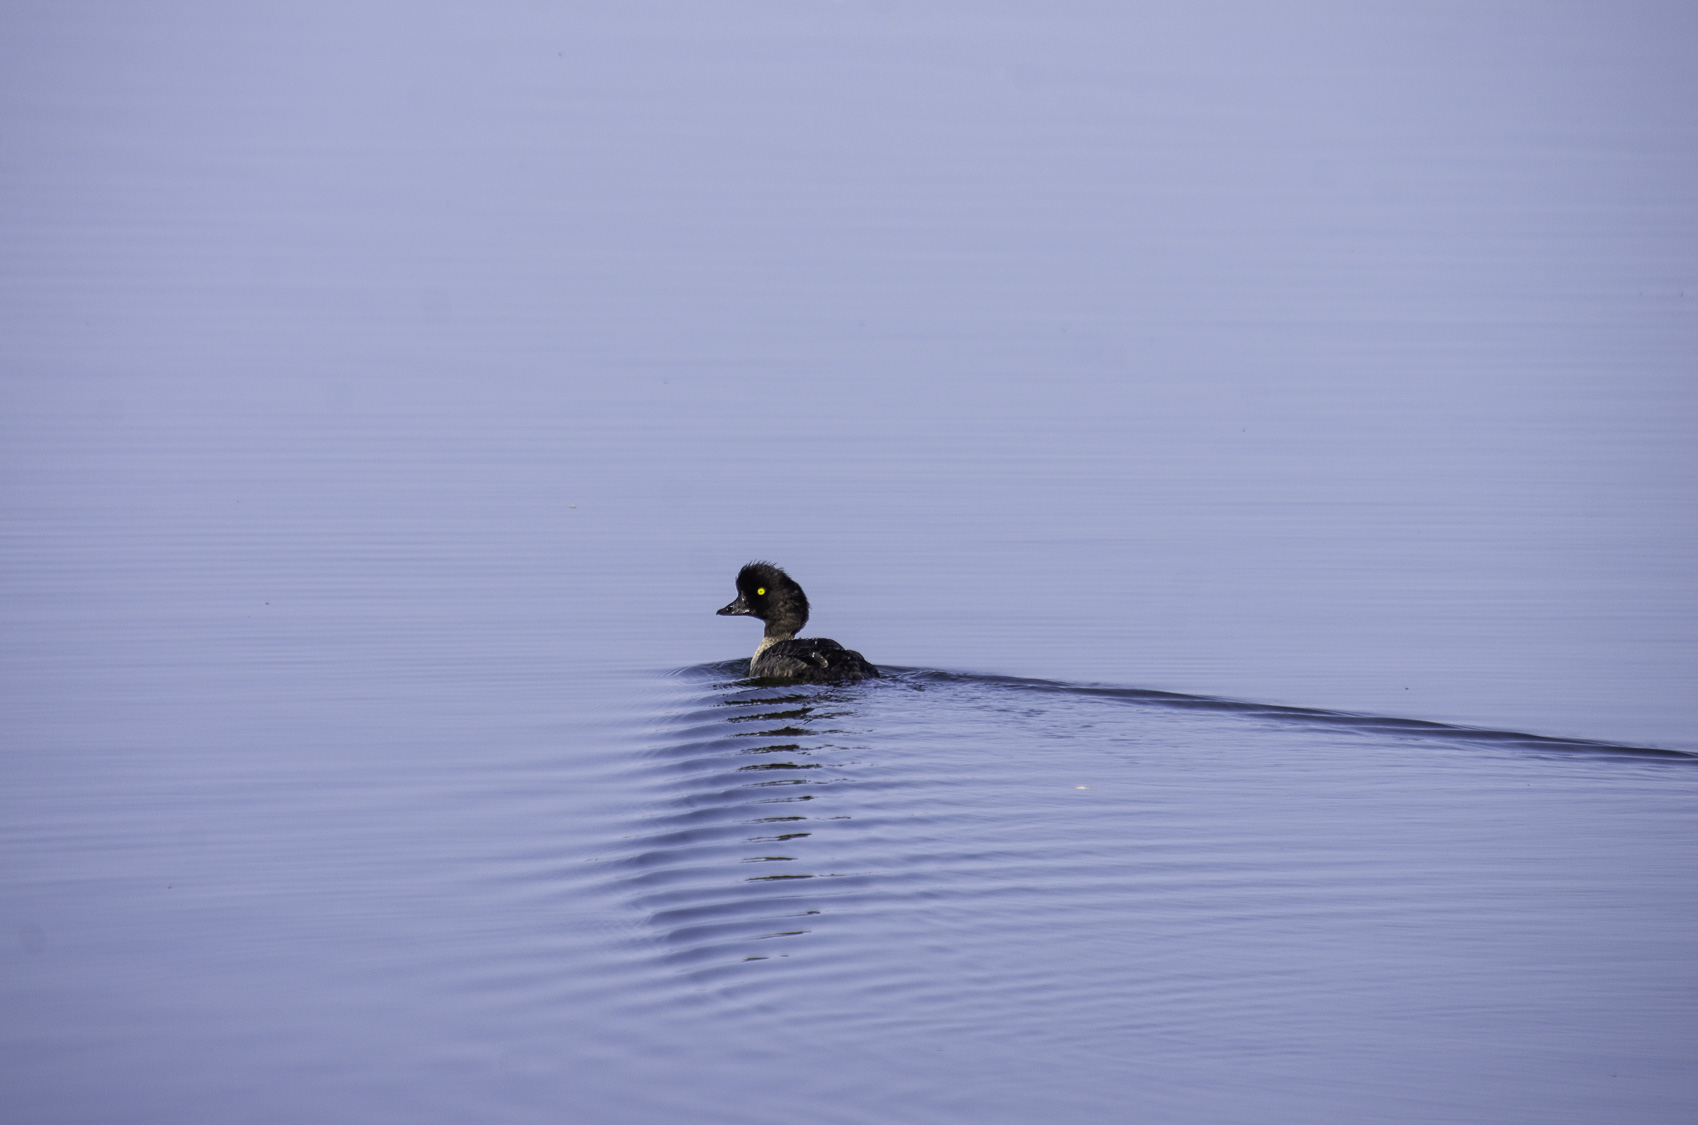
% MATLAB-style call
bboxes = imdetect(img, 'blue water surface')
[3,2,1695,1122]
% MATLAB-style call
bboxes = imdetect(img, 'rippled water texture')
[607,668,1697,1123]
[3,1,1696,1122]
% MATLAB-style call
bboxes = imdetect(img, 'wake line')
[673,660,1692,761]
[913,669,1694,761]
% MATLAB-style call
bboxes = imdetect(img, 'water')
[3,2,1696,1122]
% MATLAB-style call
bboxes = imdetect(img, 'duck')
[716,562,880,683]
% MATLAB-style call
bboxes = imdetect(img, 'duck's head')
[716,561,809,637]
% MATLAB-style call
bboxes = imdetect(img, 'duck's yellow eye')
[756,588,765,596]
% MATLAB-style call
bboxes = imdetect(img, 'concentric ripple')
[598,659,1698,1124]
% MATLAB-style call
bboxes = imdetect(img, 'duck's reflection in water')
[617,678,875,974]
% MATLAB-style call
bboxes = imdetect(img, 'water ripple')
[611,662,1696,1021]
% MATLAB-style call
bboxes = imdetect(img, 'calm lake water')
[3,2,1695,1122]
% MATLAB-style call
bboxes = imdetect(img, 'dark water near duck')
[3,2,1697,1122]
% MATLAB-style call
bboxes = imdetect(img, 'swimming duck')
[716,562,879,683]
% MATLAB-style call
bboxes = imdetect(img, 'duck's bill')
[716,597,753,616]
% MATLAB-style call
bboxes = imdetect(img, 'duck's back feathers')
[751,637,879,683]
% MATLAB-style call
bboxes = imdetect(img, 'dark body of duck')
[716,562,879,683]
